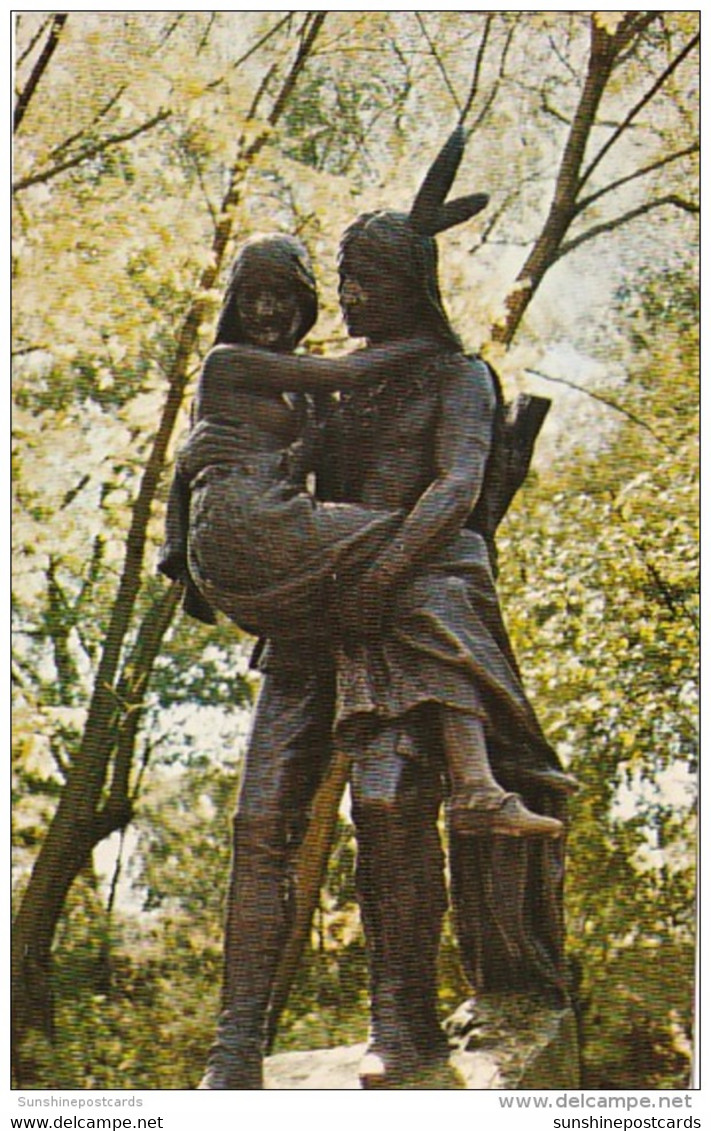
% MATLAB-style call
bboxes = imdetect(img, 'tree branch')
[106,584,182,820]
[547,26,579,81]
[558,195,698,260]
[415,12,462,115]
[613,516,700,631]
[460,13,493,124]
[491,17,619,345]
[231,12,294,72]
[539,86,573,126]
[611,11,661,61]
[14,13,68,133]
[197,12,217,55]
[575,142,699,214]
[16,15,52,68]
[461,23,515,141]
[48,83,128,160]
[525,367,673,451]
[247,62,277,121]
[267,12,328,128]
[204,12,290,92]
[159,13,184,46]
[13,109,172,193]
[45,559,78,705]
[11,344,50,357]
[579,31,700,192]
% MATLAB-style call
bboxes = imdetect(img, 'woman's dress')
[161,417,402,644]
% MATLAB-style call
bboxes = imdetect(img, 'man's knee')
[236,667,334,823]
[350,725,428,811]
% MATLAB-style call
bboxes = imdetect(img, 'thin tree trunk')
[266,752,351,1047]
[14,13,68,133]
[492,17,618,346]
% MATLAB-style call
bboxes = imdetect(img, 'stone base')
[265,993,580,1090]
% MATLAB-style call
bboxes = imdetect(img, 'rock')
[446,993,580,1090]
[265,1042,368,1090]
[264,993,579,1090]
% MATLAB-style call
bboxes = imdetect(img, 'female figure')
[161,233,411,643]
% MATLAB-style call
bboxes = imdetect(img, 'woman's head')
[215,234,318,351]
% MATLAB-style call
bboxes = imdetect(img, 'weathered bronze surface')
[160,128,576,1090]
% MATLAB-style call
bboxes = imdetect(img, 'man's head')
[338,210,455,345]
[338,127,488,346]
[215,234,317,351]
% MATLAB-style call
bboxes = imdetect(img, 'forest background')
[11,10,699,1091]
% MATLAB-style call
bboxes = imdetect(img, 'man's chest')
[328,372,440,505]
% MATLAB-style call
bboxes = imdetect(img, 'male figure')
[321,134,573,1083]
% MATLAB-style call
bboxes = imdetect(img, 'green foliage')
[134,761,236,918]
[275,817,370,1053]
[497,263,698,1088]
[29,915,222,1089]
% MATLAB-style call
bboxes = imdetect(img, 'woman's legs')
[442,708,563,837]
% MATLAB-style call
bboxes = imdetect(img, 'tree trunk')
[11,590,181,1071]
[14,13,68,133]
[492,17,619,346]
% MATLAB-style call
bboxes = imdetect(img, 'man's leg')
[350,713,450,1087]
[199,664,335,1089]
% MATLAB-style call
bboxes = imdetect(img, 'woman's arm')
[201,337,442,396]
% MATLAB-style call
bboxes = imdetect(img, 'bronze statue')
[160,127,576,1090]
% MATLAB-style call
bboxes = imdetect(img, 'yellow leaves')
[478,339,506,368]
[12,723,51,779]
[120,70,172,120]
[593,12,626,37]
[43,705,89,735]
[13,399,135,586]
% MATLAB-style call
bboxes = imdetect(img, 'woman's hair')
[338,211,462,349]
[214,234,318,346]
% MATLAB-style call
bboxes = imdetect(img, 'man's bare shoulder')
[433,351,497,410]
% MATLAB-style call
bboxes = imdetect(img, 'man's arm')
[343,355,496,631]
[197,338,442,409]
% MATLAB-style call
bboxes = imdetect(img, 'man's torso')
[321,358,442,508]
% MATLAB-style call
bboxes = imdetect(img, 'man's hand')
[177,420,241,482]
